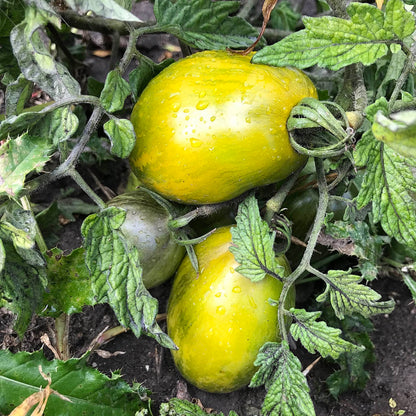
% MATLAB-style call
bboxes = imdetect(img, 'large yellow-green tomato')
[129,50,317,205]
[167,226,294,393]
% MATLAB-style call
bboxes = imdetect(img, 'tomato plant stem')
[55,313,71,361]
[277,158,329,343]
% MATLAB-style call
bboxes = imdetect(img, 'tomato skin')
[109,190,185,289]
[129,50,317,205]
[167,226,294,393]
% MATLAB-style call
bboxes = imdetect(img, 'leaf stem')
[277,158,329,343]
[264,167,303,224]
[55,313,71,360]
[388,42,416,112]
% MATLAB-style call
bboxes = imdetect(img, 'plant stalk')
[55,313,71,361]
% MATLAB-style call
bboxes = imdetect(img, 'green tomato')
[167,226,294,393]
[109,190,185,289]
[129,50,317,204]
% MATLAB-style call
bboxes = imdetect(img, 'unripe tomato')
[129,50,317,204]
[167,226,294,393]
[108,190,185,289]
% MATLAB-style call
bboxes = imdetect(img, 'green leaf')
[154,0,261,50]
[375,51,407,99]
[269,1,301,31]
[128,58,174,102]
[103,118,136,158]
[160,398,240,415]
[0,242,46,336]
[0,0,25,37]
[403,273,416,302]
[0,350,146,415]
[322,310,375,398]
[10,7,81,100]
[252,1,415,71]
[81,207,176,349]
[316,270,395,319]
[28,106,79,146]
[250,341,315,416]
[0,36,20,78]
[42,247,95,317]
[100,70,131,113]
[372,110,416,159]
[323,218,388,280]
[230,194,286,283]
[354,131,416,251]
[0,111,48,140]
[65,0,142,22]
[289,308,363,359]
[0,206,45,267]
[0,133,53,197]
[5,75,33,117]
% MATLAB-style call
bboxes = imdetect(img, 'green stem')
[20,195,48,253]
[277,158,329,343]
[264,167,303,224]
[388,42,416,112]
[55,313,71,360]
[67,169,107,209]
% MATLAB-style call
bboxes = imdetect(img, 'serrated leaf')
[160,398,226,416]
[154,0,261,50]
[230,194,285,283]
[250,341,315,416]
[289,308,363,359]
[100,70,131,113]
[66,0,142,22]
[0,350,146,415]
[28,106,79,146]
[103,118,136,158]
[10,7,80,100]
[323,218,388,280]
[0,133,53,197]
[375,50,407,99]
[316,270,395,319]
[252,1,414,71]
[0,241,46,336]
[372,110,416,158]
[81,207,176,349]
[42,247,95,317]
[0,111,48,140]
[354,130,416,250]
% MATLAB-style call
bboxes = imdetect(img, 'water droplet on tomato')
[215,292,221,297]
[232,286,241,293]
[190,138,202,147]
[216,305,225,314]
[199,91,206,98]
[172,102,180,112]
[196,101,209,110]
[210,116,216,122]
[245,116,251,124]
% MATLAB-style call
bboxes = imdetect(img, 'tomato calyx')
[287,98,356,159]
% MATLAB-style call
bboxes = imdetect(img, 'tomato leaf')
[321,218,388,281]
[65,0,142,22]
[289,308,364,359]
[252,0,415,70]
[316,270,395,319]
[100,69,131,113]
[403,272,416,302]
[230,194,286,283]
[0,241,46,336]
[5,75,33,117]
[372,110,416,159]
[0,350,147,415]
[81,207,176,349]
[354,130,416,251]
[103,118,136,158]
[10,7,80,100]
[153,0,261,50]
[0,133,53,197]
[250,341,315,416]
[42,247,95,317]
[29,106,79,146]
[160,398,239,416]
